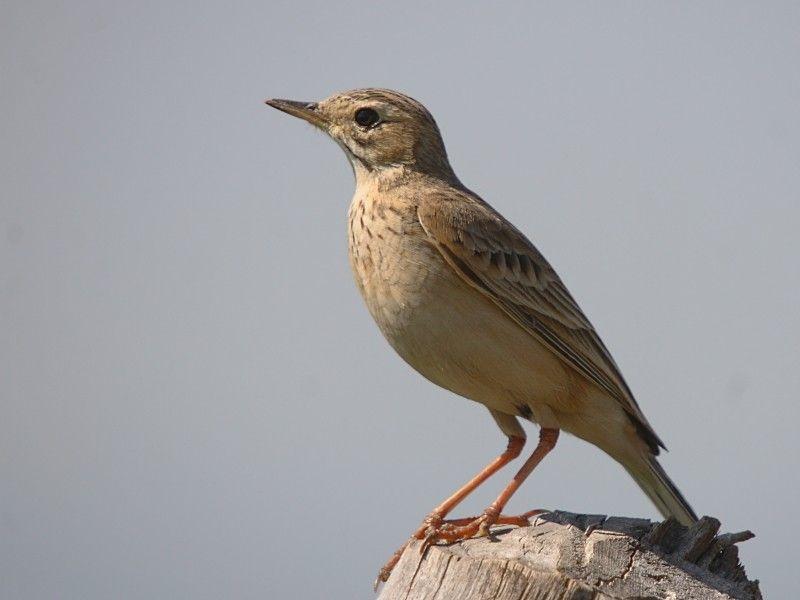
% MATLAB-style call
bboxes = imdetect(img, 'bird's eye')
[354,107,380,128]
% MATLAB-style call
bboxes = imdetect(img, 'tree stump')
[378,511,760,600]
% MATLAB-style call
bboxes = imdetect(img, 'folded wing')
[416,191,664,453]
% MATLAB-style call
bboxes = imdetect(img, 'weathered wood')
[378,511,759,600]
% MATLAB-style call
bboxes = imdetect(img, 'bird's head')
[266,88,455,181]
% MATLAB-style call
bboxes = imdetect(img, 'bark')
[378,511,760,600]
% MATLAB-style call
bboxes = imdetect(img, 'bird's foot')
[373,513,446,588]
[374,509,543,589]
[419,508,545,553]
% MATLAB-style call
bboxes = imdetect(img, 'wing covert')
[416,192,664,452]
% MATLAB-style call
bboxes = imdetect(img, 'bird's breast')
[346,192,571,416]
[347,194,448,336]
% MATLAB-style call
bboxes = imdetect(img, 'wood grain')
[378,511,759,600]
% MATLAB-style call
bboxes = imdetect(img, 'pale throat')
[334,138,456,191]
[350,159,412,192]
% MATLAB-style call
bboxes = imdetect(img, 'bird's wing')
[416,192,664,452]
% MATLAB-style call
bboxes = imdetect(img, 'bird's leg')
[375,435,525,587]
[422,427,559,549]
[415,435,526,533]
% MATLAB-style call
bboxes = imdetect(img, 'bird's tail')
[622,453,698,526]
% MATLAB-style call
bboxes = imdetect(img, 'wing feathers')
[417,193,665,453]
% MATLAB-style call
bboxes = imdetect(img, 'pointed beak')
[264,98,327,128]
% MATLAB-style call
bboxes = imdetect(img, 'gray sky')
[2,2,798,598]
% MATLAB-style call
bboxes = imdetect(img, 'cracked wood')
[377,511,760,600]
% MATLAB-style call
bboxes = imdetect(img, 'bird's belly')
[356,247,572,421]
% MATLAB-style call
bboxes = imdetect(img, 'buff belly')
[353,237,579,430]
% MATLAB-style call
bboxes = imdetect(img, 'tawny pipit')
[265,89,698,583]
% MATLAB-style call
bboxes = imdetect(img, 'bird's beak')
[265,98,327,129]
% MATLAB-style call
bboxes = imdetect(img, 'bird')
[265,88,698,584]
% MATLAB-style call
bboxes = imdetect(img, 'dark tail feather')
[623,454,698,525]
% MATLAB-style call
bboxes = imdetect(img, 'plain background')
[2,2,798,598]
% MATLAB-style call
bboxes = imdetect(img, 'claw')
[375,543,406,588]
[378,510,543,585]
[519,508,547,521]
[420,530,437,555]
[476,518,492,538]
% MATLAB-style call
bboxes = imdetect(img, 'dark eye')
[354,107,380,128]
